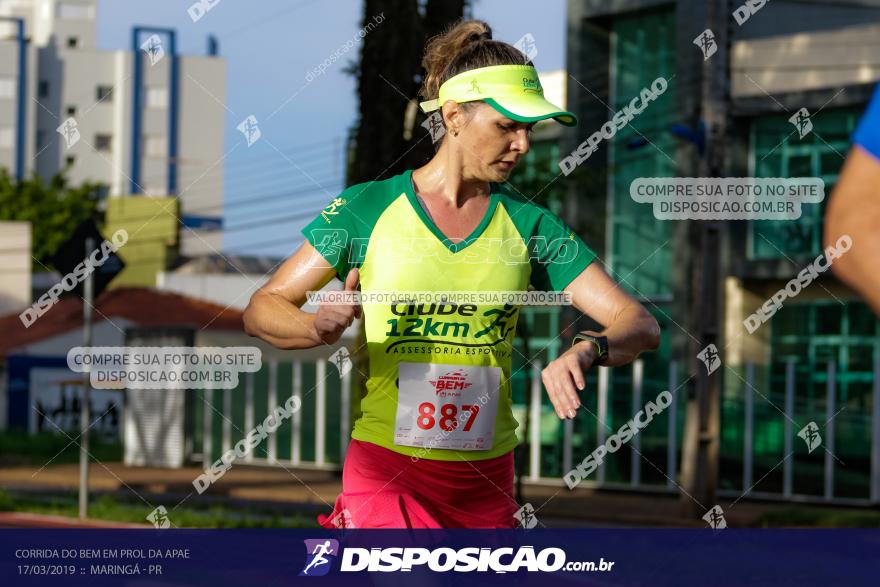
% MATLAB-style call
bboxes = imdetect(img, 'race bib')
[394,362,501,451]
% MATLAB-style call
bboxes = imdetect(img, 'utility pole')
[79,236,94,519]
[680,0,729,517]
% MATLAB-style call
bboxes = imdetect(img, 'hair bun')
[468,30,492,44]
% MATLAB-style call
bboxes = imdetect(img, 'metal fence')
[194,356,880,506]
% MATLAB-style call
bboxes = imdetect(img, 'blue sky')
[96,0,567,258]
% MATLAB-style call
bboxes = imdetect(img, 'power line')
[220,0,323,40]
[224,208,324,235]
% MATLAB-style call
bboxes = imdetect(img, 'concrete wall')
[0,221,31,314]
[732,23,880,98]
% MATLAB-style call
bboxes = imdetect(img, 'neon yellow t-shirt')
[301,169,596,461]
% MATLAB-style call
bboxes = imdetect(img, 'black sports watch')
[571,332,609,365]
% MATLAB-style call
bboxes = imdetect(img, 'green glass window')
[609,9,676,298]
[750,109,861,259]
[771,301,879,499]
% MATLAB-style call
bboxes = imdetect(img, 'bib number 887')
[417,402,480,432]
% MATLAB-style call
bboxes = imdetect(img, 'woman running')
[243,19,660,529]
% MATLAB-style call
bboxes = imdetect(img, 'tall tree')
[348,0,467,184]
[0,168,103,271]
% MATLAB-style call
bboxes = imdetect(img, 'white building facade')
[0,0,225,255]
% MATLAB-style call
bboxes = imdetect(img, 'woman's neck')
[412,146,490,208]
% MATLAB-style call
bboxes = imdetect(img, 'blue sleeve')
[853,83,880,160]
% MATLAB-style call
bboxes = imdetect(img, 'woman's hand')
[313,268,363,345]
[540,341,596,420]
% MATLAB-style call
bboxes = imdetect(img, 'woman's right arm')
[242,241,360,349]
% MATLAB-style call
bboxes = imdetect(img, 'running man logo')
[789,108,813,139]
[140,34,165,66]
[702,505,727,530]
[429,368,473,397]
[798,421,822,453]
[237,115,261,147]
[697,344,721,375]
[329,347,352,378]
[514,503,539,529]
[421,111,446,144]
[693,29,717,61]
[328,508,356,529]
[56,117,81,149]
[514,33,538,62]
[299,539,339,577]
[146,505,171,529]
[321,197,347,223]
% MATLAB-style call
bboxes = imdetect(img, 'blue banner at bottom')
[1,529,877,586]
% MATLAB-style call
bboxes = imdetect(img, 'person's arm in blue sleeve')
[824,83,880,315]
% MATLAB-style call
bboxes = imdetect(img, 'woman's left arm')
[540,263,661,420]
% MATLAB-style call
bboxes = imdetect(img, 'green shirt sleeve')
[529,207,598,292]
[300,188,361,281]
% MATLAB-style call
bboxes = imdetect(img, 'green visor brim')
[484,97,578,127]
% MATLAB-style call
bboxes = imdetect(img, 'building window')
[38,80,49,98]
[145,86,168,109]
[608,9,677,299]
[65,155,75,167]
[57,2,95,20]
[35,130,46,150]
[0,77,15,99]
[144,135,167,158]
[94,134,112,151]
[67,36,79,48]
[66,105,76,116]
[749,108,861,259]
[770,301,878,498]
[0,127,13,149]
[96,85,113,102]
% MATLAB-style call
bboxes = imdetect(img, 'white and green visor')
[419,64,578,127]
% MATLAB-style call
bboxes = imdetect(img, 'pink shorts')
[317,439,518,529]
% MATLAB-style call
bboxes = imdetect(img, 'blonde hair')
[419,19,530,139]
